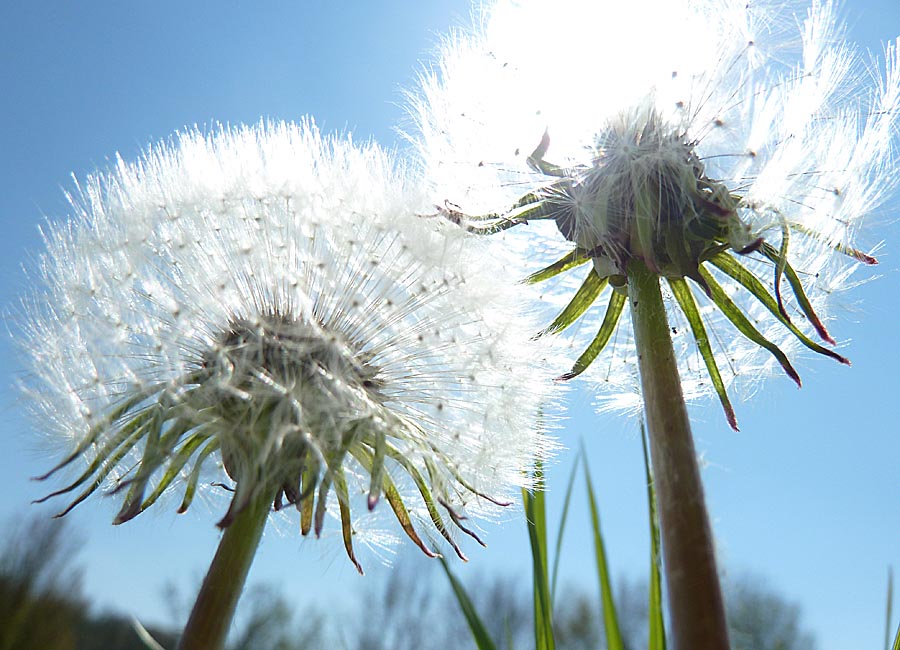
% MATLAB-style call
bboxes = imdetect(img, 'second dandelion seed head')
[19,120,556,572]
[543,104,759,287]
[409,0,899,426]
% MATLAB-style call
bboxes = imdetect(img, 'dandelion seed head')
[16,120,556,569]
[409,0,900,423]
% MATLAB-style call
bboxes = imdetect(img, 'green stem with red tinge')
[627,260,730,650]
[177,487,275,650]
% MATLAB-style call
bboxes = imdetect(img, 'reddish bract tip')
[810,318,836,346]
[725,409,740,433]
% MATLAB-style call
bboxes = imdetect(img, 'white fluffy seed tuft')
[17,120,558,567]
[407,0,900,412]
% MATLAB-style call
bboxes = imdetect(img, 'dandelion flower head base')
[199,313,387,522]
[22,121,552,572]
[532,106,761,290]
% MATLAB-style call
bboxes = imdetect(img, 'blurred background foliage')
[0,512,818,650]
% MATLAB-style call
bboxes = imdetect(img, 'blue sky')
[1,2,898,649]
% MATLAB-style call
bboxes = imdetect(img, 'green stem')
[177,489,274,650]
[626,261,730,650]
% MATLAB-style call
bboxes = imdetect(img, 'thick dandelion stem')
[626,260,730,650]
[177,489,274,650]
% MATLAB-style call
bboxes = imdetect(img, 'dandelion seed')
[409,0,899,427]
[16,120,554,572]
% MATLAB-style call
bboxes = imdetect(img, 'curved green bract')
[527,129,560,177]
[525,249,591,284]
[367,427,386,510]
[383,443,468,561]
[32,385,166,482]
[33,412,153,506]
[116,415,195,524]
[437,496,486,548]
[785,220,878,265]
[708,253,849,365]
[48,421,152,519]
[773,222,791,321]
[379,469,439,558]
[177,437,220,514]
[421,438,512,507]
[313,471,332,537]
[537,269,608,337]
[299,456,319,535]
[667,277,739,431]
[699,267,802,387]
[559,290,627,380]
[422,456,486,544]
[759,242,834,344]
[457,190,556,234]
[465,215,528,235]
[138,431,212,514]
[333,466,363,575]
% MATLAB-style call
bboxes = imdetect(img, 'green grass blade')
[582,454,625,650]
[887,567,895,650]
[641,422,667,650]
[523,459,555,650]
[538,270,608,337]
[558,290,627,380]
[438,556,498,650]
[551,449,582,605]
[668,277,738,431]
[524,249,590,284]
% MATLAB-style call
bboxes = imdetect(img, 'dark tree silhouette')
[726,575,816,650]
[0,514,84,650]
[0,513,818,650]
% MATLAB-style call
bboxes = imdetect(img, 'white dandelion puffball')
[18,120,554,572]
[409,0,900,426]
